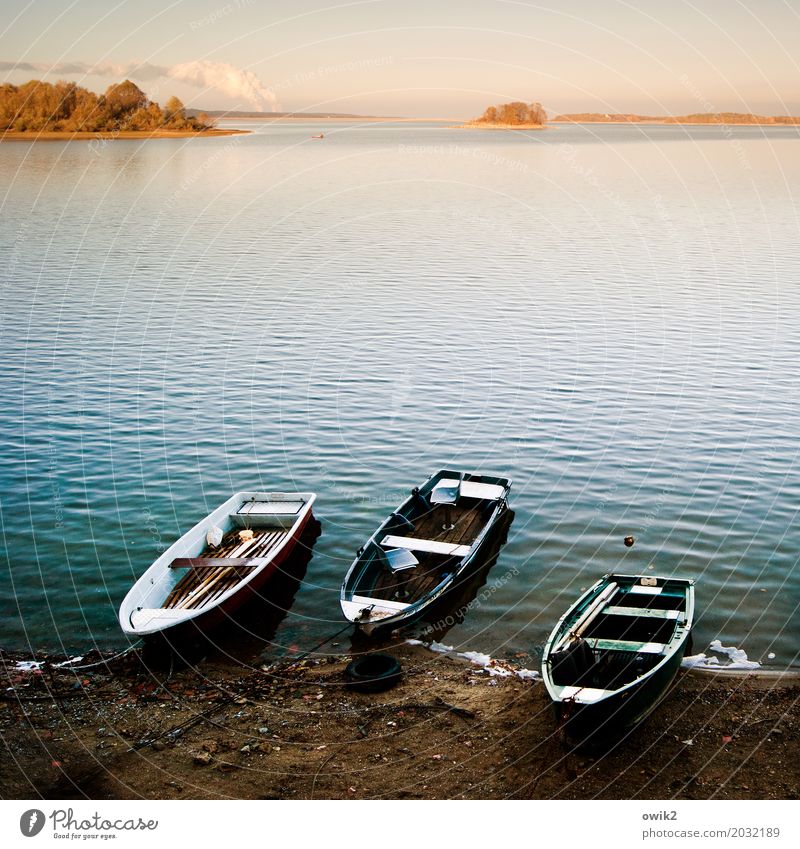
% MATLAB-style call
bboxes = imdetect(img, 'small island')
[0,79,247,140]
[462,100,547,129]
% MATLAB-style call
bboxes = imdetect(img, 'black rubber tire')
[344,653,402,693]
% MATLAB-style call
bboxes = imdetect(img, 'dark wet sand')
[1,643,797,800]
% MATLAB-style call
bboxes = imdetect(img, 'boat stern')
[340,595,412,634]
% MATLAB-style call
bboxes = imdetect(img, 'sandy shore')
[1,642,797,800]
[0,128,250,142]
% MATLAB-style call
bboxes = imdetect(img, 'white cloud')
[167,60,278,111]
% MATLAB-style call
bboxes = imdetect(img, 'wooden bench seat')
[588,638,667,654]
[381,535,471,558]
[237,500,305,516]
[603,605,684,621]
[557,685,613,702]
[350,594,411,612]
[170,557,268,570]
[626,584,663,596]
[437,478,506,501]
[131,608,189,630]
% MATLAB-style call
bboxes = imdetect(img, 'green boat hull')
[554,634,688,741]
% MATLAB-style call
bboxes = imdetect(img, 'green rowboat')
[541,573,695,741]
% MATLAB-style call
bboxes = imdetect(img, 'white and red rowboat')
[119,491,316,638]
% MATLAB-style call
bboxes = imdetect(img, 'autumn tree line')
[474,101,547,125]
[0,79,215,133]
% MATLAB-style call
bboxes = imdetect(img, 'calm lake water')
[1,121,798,668]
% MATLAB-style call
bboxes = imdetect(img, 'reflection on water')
[0,121,798,668]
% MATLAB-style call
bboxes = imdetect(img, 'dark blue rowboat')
[340,470,511,635]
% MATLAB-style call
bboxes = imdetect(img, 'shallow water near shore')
[1,120,798,666]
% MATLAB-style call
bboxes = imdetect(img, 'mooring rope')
[50,642,144,671]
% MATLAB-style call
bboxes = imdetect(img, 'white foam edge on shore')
[407,639,540,680]
[14,656,84,672]
[682,639,760,670]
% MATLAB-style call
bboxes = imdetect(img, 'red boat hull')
[154,508,315,641]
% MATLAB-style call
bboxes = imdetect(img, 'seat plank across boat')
[163,528,289,611]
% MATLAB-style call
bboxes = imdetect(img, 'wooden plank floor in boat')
[163,528,288,611]
[409,502,488,547]
[371,502,489,603]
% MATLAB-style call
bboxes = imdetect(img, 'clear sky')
[2,0,799,118]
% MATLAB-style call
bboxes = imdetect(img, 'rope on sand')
[52,642,144,671]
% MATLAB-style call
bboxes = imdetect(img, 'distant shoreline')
[458,119,800,129]
[552,120,800,126]
[552,117,800,127]
[212,115,442,123]
[0,128,250,141]
[5,119,799,142]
